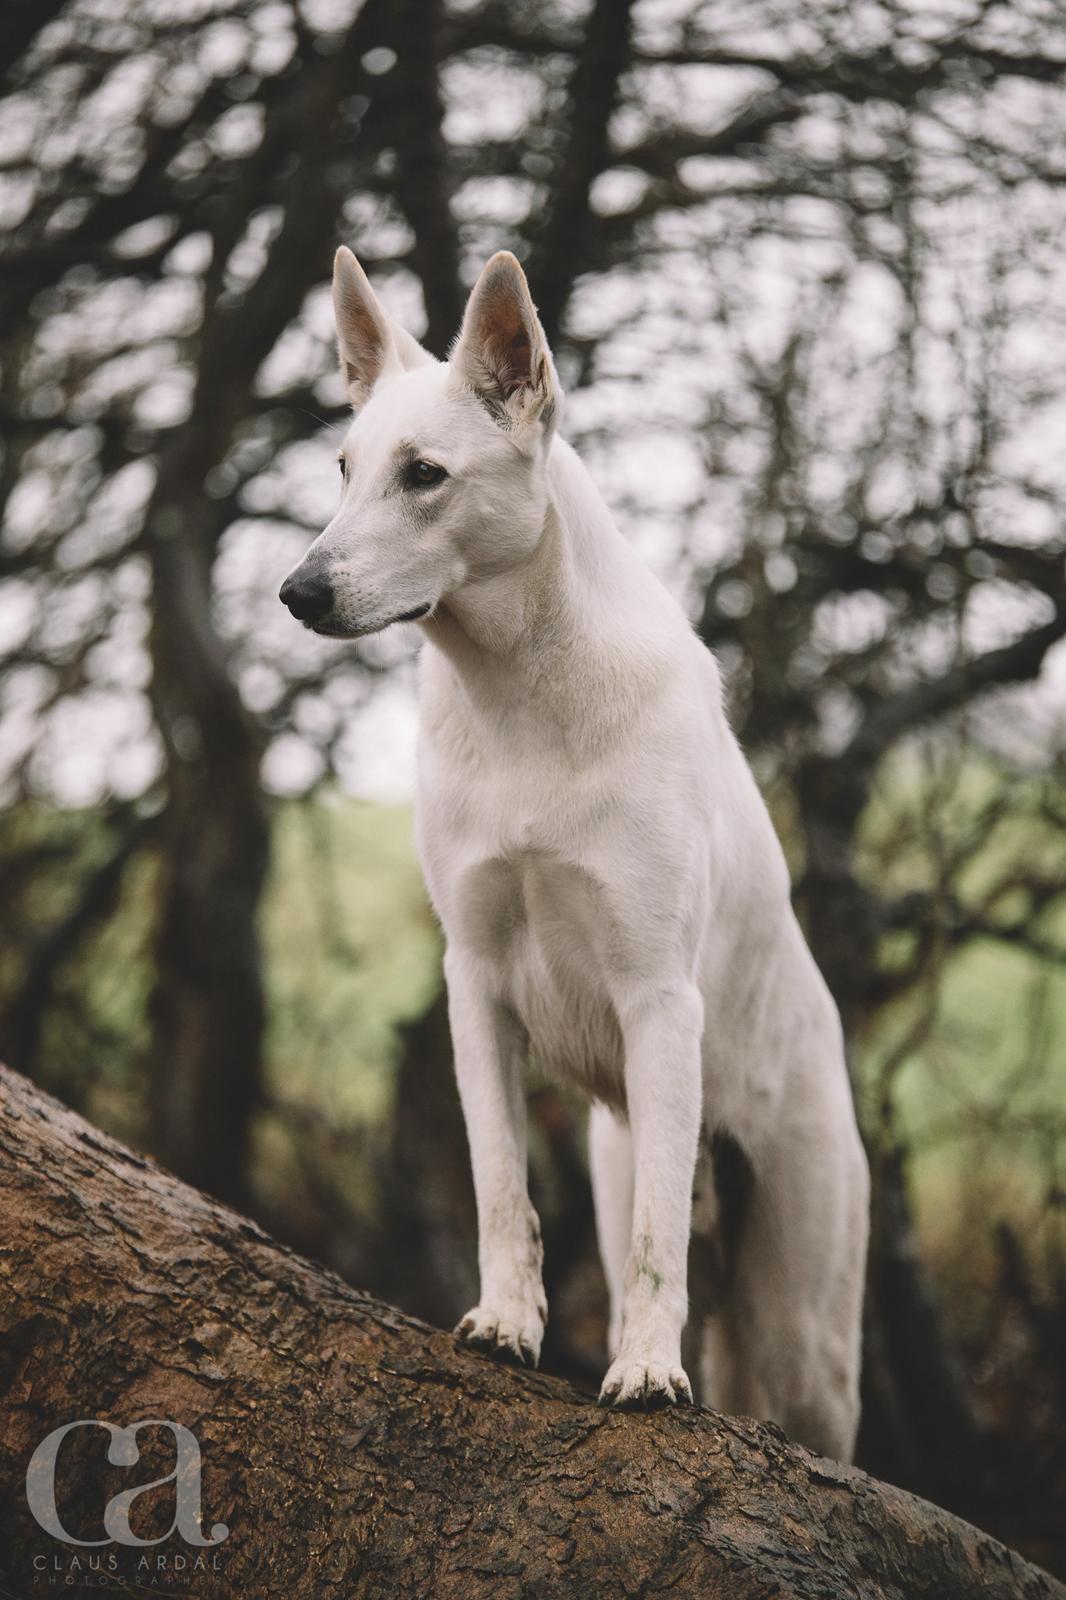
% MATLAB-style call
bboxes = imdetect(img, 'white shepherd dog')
[281,247,870,1461]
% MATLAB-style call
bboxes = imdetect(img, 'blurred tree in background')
[1,0,1064,1571]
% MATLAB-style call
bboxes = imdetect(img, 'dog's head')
[279,249,562,638]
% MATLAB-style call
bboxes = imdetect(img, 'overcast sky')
[2,0,1065,807]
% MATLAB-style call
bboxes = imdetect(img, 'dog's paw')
[598,1357,693,1410]
[455,1303,544,1370]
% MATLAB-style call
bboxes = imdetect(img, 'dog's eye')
[408,459,447,488]
[338,457,348,483]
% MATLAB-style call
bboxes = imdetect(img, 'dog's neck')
[421,437,621,674]
[419,438,677,758]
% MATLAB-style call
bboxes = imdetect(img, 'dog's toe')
[493,1337,537,1370]
[454,1304,543,1369]
[598,1358,692,1410]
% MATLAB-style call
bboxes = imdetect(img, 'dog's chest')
[452,848,627,1108]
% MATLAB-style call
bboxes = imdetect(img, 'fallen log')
[0,1062,1060,1599]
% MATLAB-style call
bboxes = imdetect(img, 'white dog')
[280,247,870,1461]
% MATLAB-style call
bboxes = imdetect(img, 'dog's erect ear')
[333,246,432,409]
[451,252,561,436]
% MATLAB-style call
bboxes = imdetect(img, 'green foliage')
[261,796,441,1128]
[0,804,155,1140]
[2,779,1062,1324]
[856,746,1066,1314]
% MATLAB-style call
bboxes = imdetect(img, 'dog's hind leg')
[588,1103,633,1359]
[685,1128,753,1408]
[701,1098,869,1462]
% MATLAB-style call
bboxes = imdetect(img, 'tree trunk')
[147,488,269,1213]
[375,986,478,1328]
[0,1065,1060,1600]
[140,0,392,1212]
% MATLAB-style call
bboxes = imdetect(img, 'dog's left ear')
[452,252,561,438]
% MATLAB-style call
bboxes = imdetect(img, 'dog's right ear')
[451,252,561,440]
[333,246,431,409]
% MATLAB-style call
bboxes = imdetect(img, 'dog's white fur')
[282,247,870,1460]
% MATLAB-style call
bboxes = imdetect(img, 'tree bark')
[0,1062,1060,1600]
[146,476,269,1213]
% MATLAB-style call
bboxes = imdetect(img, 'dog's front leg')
[600,983,703,1408]
[445,948,547,1368]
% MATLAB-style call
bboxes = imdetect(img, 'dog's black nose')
[279,572,333,623]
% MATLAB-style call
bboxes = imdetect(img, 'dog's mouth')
[308,602,431,638]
